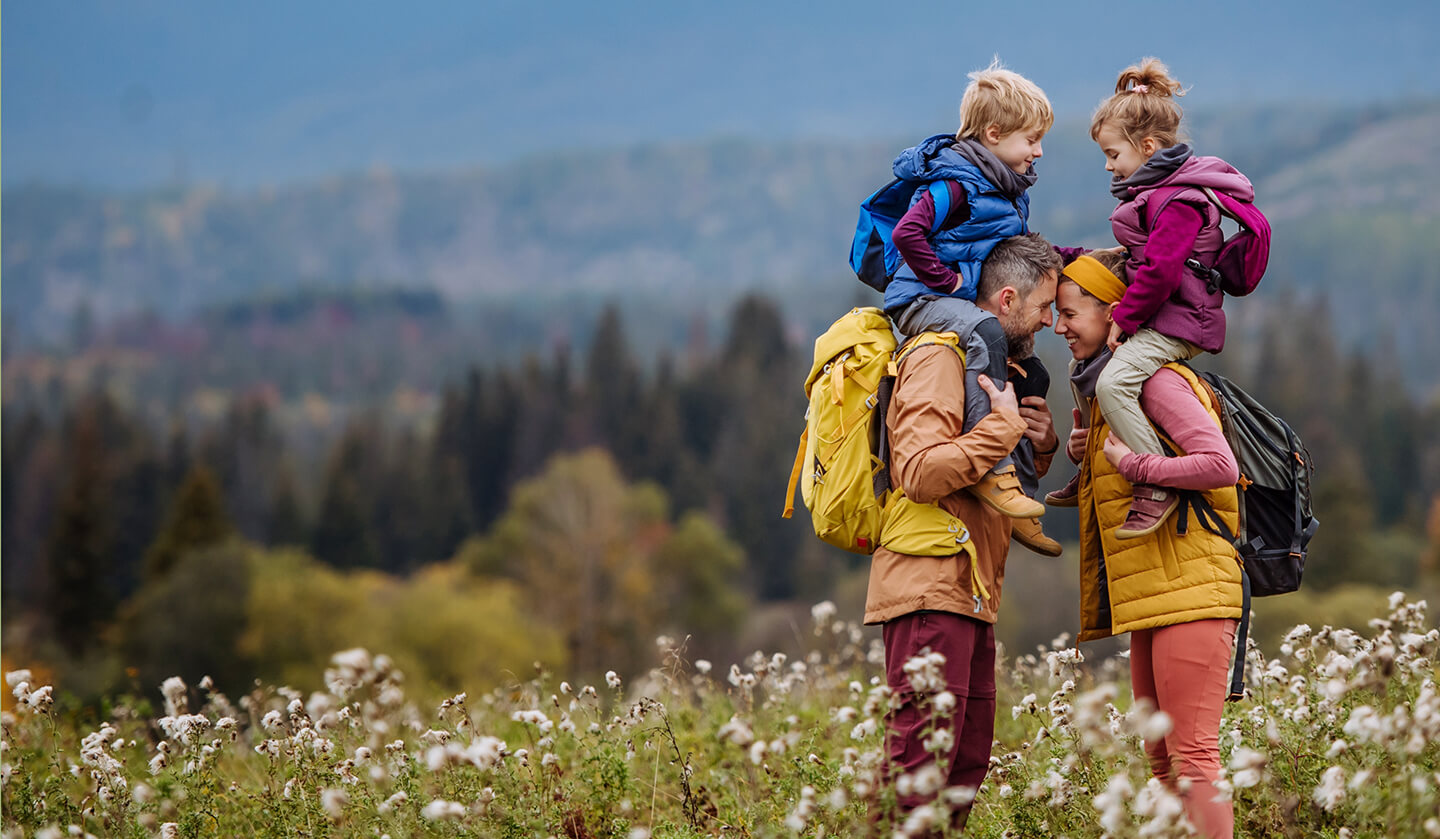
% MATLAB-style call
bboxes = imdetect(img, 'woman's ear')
[1139,136,1161,157]
[1105,302,1120,321]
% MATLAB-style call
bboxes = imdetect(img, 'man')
[867,232,1061,832]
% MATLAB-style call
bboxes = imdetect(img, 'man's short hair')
[978,233,1062,300]
[958,59,1055,140]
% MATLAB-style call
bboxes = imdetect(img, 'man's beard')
[1001,318,1036,359]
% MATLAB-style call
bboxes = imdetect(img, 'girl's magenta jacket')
[1109,156,1254,353]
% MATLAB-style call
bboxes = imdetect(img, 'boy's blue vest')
[883,135,1030,313]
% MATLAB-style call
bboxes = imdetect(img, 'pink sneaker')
[1114,484,1179,540]
[1045,472,1081,508]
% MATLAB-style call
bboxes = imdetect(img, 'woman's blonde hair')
[958,58,1054,141]
[1088,57,1186,149]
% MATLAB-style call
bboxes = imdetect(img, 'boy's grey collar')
[951,137,1037,200]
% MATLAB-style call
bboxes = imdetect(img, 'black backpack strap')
[1187,492,1237,545]
[1286,426,1305,558]
[1229,569,1251,701]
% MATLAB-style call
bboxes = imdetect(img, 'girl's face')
[1054,281,1115,360]
[1095,122,1156,180]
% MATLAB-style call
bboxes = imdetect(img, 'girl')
[1055,252,1243,839]
[1066,58,1257,539]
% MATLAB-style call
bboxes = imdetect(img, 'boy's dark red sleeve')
[892,181,971,293]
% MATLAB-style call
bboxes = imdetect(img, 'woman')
[1053,252,1243,839]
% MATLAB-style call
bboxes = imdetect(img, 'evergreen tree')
[582,304,645,462]
[708,294,804,600]
[267,466,308,547]
[310,424,384,569]
[144,464,236,579]
[42,409,115,656]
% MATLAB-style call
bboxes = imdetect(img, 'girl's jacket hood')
[1120,156,1254,203]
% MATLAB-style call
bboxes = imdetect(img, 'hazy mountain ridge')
[6,102,1439,385]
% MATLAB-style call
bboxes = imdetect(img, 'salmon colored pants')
[1129,618,1238,839]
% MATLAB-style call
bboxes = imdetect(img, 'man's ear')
[997,286,1017,315]
[983,124,1003,146]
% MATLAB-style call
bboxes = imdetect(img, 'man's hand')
[1102,431,1134,469]
[1067,408,1087,463]
[1106,321,1126,352]
[1018,395,1057,453]
[976,374,1019,418]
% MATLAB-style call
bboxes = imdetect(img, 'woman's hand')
[1102,431,1133,468]
[976,374,1018,418]
[1066,408,1087,463]
[1106,321,1126,352]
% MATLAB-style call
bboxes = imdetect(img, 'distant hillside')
[5,101,1439,389]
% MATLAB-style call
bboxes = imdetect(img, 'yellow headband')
[1061,254,1126,304]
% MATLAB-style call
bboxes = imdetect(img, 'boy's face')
[983,124,1045,175]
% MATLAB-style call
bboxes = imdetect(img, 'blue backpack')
[849,146,954,293]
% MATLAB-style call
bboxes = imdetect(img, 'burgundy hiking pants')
[882,611,996,829]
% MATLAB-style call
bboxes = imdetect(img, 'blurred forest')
[4,286,1439,704]
[4,99,1440,704]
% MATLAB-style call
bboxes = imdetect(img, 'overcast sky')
[5,0,1437,187]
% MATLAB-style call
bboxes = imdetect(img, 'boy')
[885,60,1069,556]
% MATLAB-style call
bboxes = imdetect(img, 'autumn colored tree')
[468,448,747,678]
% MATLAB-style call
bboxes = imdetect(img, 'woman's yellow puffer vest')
[1077,363,1243,643]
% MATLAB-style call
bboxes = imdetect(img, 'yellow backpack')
[782,308,979,568]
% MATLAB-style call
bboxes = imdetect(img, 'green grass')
[4,595,1438,838]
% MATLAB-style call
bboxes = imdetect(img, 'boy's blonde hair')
[957,58,1054,141]
[1089,57,1187,149]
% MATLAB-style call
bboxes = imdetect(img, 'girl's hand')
[1106,321,1126,351]
[1067,408,1087,463]
[1102,432,1133,468]
[976,374,1019,418]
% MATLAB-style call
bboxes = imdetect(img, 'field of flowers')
[4,593,1438,838]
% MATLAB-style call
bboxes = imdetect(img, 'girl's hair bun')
[1115,57,1186,98]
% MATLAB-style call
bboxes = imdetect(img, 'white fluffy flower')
[1313,766,1346,811]
[421,799,467,821]
[320,788,348,820]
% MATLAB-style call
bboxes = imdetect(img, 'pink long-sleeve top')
[1116,367,1238,490]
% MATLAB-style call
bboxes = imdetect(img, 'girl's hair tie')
[1132,84,1149,94]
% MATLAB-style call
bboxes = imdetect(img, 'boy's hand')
[1067,408,1087,463]
[1106,321,1126,352]
[1018,396,1057,453]
[1102,432,1133,469]
[976,374,1019,418]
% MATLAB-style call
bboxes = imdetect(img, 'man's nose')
[1033,142,1043,159]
